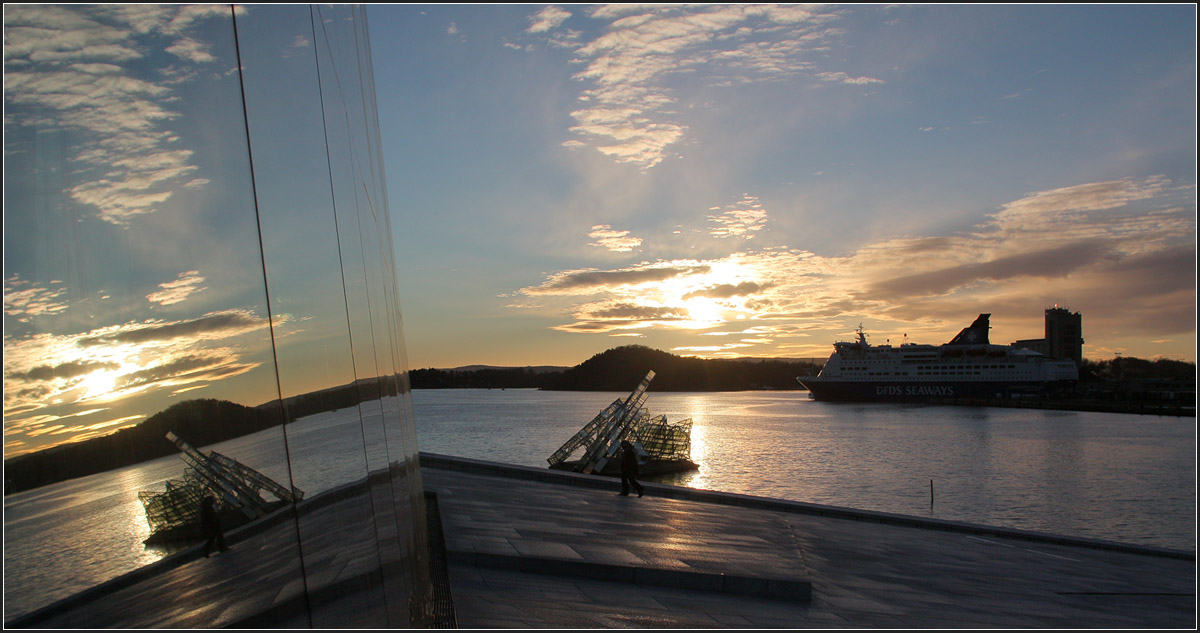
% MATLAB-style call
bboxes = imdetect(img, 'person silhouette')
[617,440,645,498]
[200,495,227,557]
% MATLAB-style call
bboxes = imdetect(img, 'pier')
[8,453,1195,628]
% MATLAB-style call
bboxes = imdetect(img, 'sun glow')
[78,369,122,401]
[677,296,730,328]
[657,258,757,319]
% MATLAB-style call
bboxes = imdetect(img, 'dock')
[8,453,1195,628]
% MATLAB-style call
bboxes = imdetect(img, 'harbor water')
[4,389,1196,620]
[413,389,1196,549]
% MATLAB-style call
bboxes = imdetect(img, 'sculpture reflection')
[139,432,302,547]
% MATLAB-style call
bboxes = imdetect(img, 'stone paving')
[9,454,1194,629]
[422,454,1196,629]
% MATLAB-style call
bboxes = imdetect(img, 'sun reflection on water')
[684,423,711,490]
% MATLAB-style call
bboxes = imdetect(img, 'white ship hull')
[799,315,1079,402]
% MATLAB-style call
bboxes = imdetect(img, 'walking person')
[617,440,645,497]
[199,494,227,557]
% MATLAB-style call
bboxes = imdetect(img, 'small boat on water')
[798,314,1079,402]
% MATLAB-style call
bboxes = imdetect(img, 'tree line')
[538,345,822,391]
[410,346,823,392]
[1079,357,1195,382]
[5,399,280,494]
[5,376,405,496]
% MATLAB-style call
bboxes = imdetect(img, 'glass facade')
[4,4,431,627]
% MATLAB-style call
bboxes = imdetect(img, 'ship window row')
[844,363,1018,369]
[916,364,1017,370]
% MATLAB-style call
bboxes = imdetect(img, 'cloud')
[112,351,260,393]
[146,270,207,306]
[164,36,214,62]
[512,178,1195,358]
[580,301,689,321]
[282,33,310,58]
[9,360,122,382]
[3,306,272,447]
[708,194,768,238]
[527,5,571,34]
[815,71,884,85]
[75,309,265,347]
[672,342,754,355]
[523,263,712,295]
[995,177,1170,225]
[683,281,772,300]
[3,4,229,225]
[4,276,70,320]
[866,240,1113,301]
[588,225,643,252]
[42,414,144,445]
[526,4,852,170]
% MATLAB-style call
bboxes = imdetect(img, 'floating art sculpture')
[548,371,698,475]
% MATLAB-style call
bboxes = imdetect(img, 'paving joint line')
[445,549,813,603]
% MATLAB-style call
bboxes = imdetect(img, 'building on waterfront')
[4,5,433,627]
[1013,307,1085,366]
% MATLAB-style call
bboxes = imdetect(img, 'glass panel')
[4,5,431,627]
[3,4,304,627]
[308,4,429,624]
[235,4,388,627]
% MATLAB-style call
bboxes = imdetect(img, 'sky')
[0,4,1195,457]
[368,4,1196,369]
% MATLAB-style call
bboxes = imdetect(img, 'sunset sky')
[1,4,1195,457]
[370,4,1196,368]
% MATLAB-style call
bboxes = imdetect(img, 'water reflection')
[680,423,713,490]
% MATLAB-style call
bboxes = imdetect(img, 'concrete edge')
[444,549,812,603]
[418,452,1195,561]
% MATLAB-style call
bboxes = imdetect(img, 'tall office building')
[1011,307,1084,366]
[1045,307,1084,365]
[4,5,432,626]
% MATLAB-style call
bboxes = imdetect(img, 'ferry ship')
[797,314,1079,402]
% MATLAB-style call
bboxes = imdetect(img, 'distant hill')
[409,366,559,389]
[4,399,281,495]
[409,347,822,391]
[259,375,403,422]
[446,365,567,374]
[540,345,822,392]
[5,376,408,496]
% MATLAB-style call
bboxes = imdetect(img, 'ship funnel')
[946,314,991,345]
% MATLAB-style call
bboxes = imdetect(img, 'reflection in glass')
[4,5,430,627]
